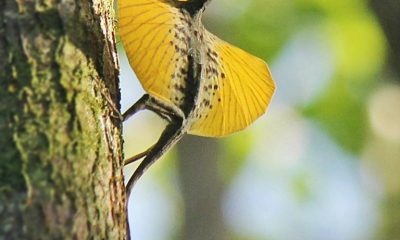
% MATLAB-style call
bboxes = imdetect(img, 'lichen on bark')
[0,0,126,239]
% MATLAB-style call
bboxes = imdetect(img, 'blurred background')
[118,0,400,239]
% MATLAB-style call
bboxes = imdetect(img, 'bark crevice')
[0,0,126,239]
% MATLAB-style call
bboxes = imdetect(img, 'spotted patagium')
[118,0,275,196]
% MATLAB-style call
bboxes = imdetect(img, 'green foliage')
[233,1,298,60]
[209,0,386,154]
[301,1,386,153]
[380,193,400,240]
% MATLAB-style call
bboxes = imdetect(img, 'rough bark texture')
[0,0,126,239]
[177,136,226,240]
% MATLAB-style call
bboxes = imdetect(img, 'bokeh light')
[118,0,400,239]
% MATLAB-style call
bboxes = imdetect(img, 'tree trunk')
[370,0,400,79]
[0,0,127,239]
[369,1,400,239]
[177,136,226,240]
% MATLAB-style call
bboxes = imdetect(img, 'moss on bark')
[0,0,126,239]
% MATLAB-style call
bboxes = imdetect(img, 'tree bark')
[0,0,126,239]
[369,0,400,79]
[369,1,400,239]
[177,136,226,240]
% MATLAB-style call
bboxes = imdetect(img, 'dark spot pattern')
[221,73,225,79]
[160,8,228,123]
[167,13,194,108]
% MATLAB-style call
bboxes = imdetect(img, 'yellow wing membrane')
[189,34,276,137]
[118,0,188,103]
[119,0,275,137]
